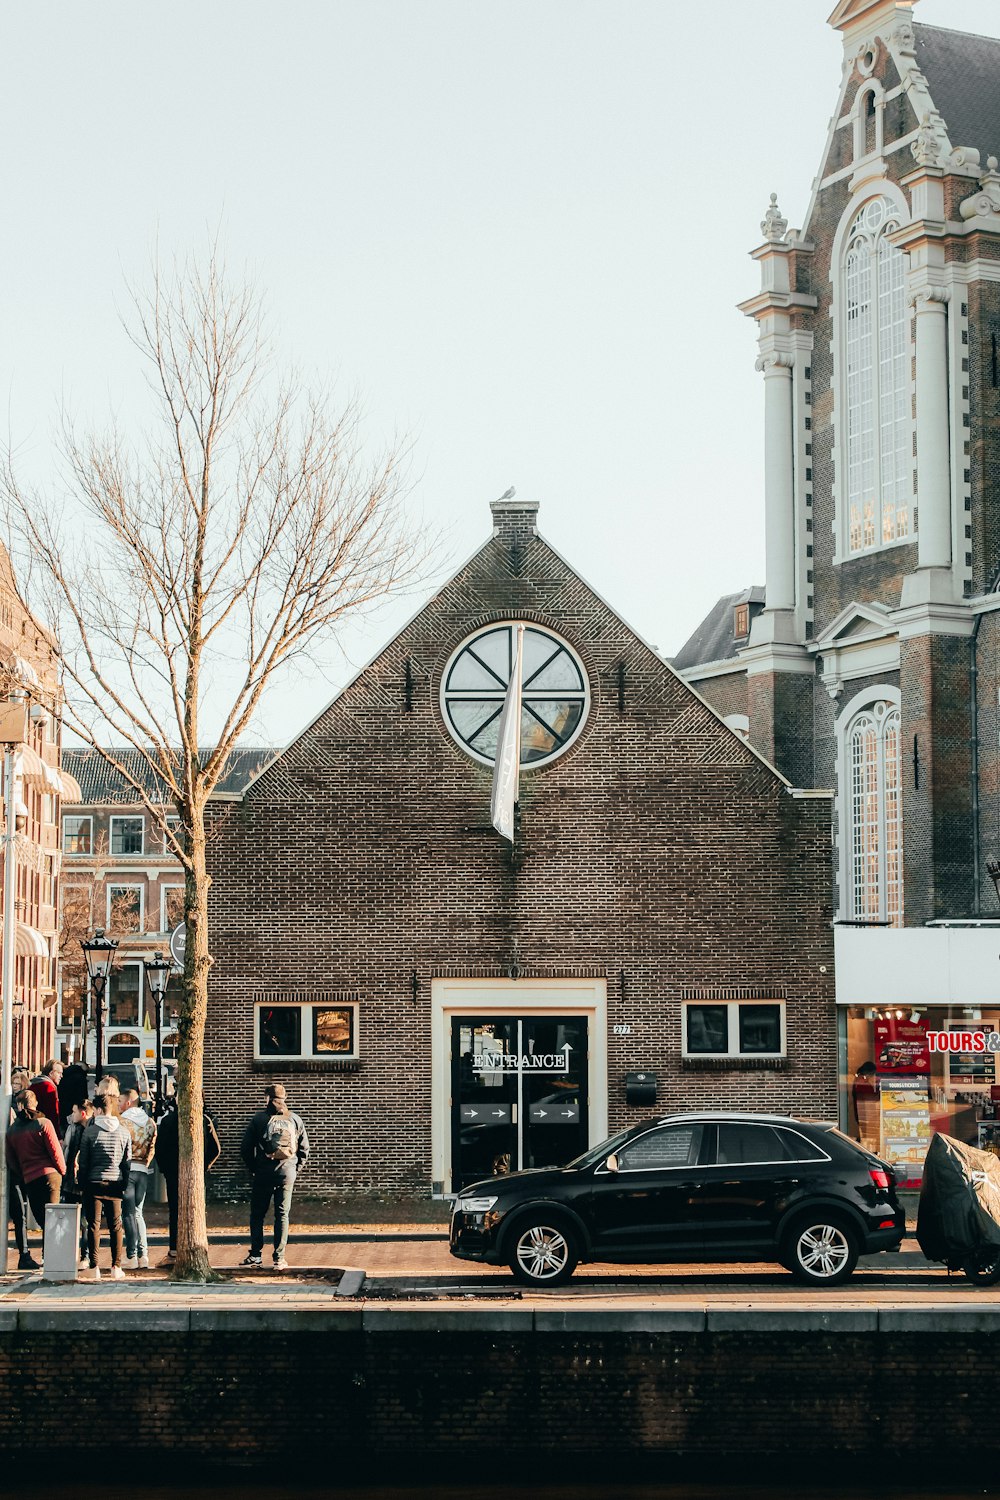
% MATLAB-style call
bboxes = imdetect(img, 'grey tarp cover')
[916,1133,1000,1263]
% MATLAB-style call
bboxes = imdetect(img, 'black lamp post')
[988,859,1000,909]
[81,929,118,1082]
[144,950,172,1115]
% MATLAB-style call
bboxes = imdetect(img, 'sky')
[4,0,999,749]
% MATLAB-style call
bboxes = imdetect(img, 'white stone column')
[758,351,796,613]
[912,286,952,571]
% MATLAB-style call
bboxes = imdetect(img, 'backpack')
[262,1111,297,1163]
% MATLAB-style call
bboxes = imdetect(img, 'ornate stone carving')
[761,193,788,243]
[754,351,795,374]
[889,21,916,56]
[911,114,943,168]
[948,145,981,174]
[908,285,951,310]
[959,158,1000,222]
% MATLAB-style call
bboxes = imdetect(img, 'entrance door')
[450,1016,589,1192]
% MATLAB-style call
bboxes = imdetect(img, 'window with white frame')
[845,697,903,926]
[255,1001,358,1061]
[62,816,92,855]
[110,815,144,855]
[107,884,143,934]
[161,885,184,933]
[844,195,912,555]
[682,1001,785,1059]
[108,963,142,1026]
[162,815,183,853]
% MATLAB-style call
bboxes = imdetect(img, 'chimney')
[490,496,539,548]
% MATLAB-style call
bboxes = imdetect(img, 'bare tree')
[4,254,427,1279]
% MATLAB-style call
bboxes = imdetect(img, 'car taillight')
[869,1167,890,1190]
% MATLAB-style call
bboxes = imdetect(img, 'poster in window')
[880,1080,931,1188]
[313,1007,354,1055]
[948,1026,997,1086]
[873,1016,929,1074]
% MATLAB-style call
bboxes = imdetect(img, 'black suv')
[449,1112,905,1287]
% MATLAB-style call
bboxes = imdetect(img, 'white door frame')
[431,976,608,1195]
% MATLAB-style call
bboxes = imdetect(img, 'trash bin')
[43,1203,81,1282]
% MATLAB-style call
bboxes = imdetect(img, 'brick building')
[57,748,271,1085]
[676,0,1000,1171]
[204,496,834,1197]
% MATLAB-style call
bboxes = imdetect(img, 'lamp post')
[144,950,172,1115]
[0,696,28,1272]
[81,930,117,1082]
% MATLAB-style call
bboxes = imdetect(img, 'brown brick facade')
[204,509,835,1197]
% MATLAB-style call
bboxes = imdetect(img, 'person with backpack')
[240,1083,309,1270]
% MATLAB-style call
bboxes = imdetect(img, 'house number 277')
[613,1024,632,1035]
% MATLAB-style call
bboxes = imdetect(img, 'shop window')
[683,1001,785,1059]
[255,1002,359,1062]
[62,816,92,855]
[843,696,903,925]
[107,885,143,934]
[110,816,144,856]
[841,194,912,555]
[107,1032,140,1064]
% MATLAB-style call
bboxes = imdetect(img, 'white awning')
[59,769,82,801]
[14,923,47,958]
[41,761,61,795]
[13,746,47,787]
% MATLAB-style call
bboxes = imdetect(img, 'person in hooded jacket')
[63,1098,95,1266]
[77,1093,131,1280]
[240,1083,309,1270]
[5,1089,66,1262]
[5,1068,33,1270]
[153,1094,221,1264]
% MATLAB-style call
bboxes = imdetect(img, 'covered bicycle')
[916,1132,1000,1286]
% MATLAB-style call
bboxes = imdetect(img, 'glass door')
[450,1015,589,1191]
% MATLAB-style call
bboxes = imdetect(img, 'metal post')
[0,746,18,1272]
[94,975,105,1083]
[154,991,163,1116]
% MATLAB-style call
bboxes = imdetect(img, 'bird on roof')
[497,486,515,501]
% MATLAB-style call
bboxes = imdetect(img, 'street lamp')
[81,929,118,1082]
[988,858,1000,908]
[144,950,172,1115]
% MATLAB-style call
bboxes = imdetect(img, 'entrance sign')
[474,1046,571,1074]
[168,922,186,970]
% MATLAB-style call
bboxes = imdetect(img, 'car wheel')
[963,1249,1000,1286]
[507,1216,578,1287]
[783,1214,858,1286]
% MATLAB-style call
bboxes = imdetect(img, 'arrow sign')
[461,1104,510,1125]
[529,1100,580,1124]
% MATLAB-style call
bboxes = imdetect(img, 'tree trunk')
[172,813,217,1281]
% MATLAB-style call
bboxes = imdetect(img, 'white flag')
[491,624,524,842]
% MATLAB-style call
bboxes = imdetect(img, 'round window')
[441,622,589,768]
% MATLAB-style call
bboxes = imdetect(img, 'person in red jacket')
[5,1089,66,1260]
[29,1060,64,1134]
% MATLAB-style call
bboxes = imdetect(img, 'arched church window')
[441,623,589,768]
[845,698,903,925]
[844,195,912,555]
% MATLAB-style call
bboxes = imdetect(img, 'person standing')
[63,1098,95,1267]
[120,1088,157,1269]
[4,1089,66,1263]
[29,1060,64,1134]
[5,1068,34,1271]
[240,1084,309,1270]
[153,1094,221,1264]
[77,1094,131,1281]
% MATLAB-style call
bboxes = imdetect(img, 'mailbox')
[625,1071,657,1107]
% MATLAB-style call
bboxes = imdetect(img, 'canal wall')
[0,1305,994,1473]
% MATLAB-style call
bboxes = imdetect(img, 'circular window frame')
[440,620,590,770]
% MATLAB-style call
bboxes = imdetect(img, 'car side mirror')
[605,1153,619,1174]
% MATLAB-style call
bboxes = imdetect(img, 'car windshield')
[567,1128,636,1170]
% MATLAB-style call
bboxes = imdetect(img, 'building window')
[845,697,903,925]
[162,815,183,853]
[107,885,143,934]
[108,964,141,1026]
[161,885,185,933]
[255,1002,358,1062]
[62,816,92,855]
[682,1001,785,1059]
[440,622,589,768]
[162,1031,180,1060]
[843,195,912,555]
[733,604,750,639]
[110,816,144,856]
[107,1031,140,1063]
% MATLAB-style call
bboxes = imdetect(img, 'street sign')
[529,1101,580,1124]
[169,922,186,970]
[460,1104,511,1124]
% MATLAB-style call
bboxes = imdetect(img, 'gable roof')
[914,23,1000,162]
[670,588,765,672]
[63,746,274,805]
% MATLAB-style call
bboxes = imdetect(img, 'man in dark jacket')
[240,1084,309,1270]
[153,1096,222,1264]
[29,1060,64,1134]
